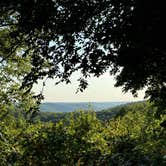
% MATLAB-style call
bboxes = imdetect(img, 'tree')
[0,0,166,115]
[0,29,41,119]
[0,29,42,165]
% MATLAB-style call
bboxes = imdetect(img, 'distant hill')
[37,101,146,122]
[40,102,127,112]
[96,100,146,121]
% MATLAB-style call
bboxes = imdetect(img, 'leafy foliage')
[0,1,166,114]
[0,1,166,165]
[0,102,165,165]
[0,29,41,120]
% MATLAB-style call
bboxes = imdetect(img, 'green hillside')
[1,101,165,165]
[35,101,144,122]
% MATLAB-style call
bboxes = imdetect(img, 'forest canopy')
[0,0,166,115]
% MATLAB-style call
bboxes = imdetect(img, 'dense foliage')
[0,1,166,114]
[0,29,42,122]
[0,1,166,165]
[0,102,165,165]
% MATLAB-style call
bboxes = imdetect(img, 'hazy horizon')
[33,71,145,103]
[40,101,130,112]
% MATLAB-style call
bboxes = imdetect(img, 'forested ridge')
[1,102,166,165]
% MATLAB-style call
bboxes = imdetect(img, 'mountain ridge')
[40,101,128,112]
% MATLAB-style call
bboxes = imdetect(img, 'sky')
[32,38,146,103]
[33,71,145,102]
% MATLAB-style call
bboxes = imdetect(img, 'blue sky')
[33,71,145,102]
